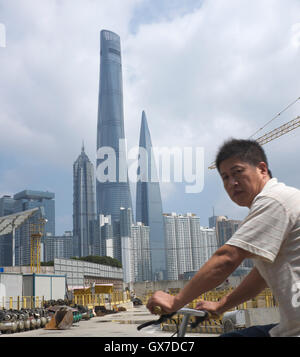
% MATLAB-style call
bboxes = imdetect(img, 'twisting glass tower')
[136,111,165,279]
[96,30,132,223]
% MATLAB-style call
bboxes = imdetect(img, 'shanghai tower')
[96,30,132,222]
[136,111,166,279]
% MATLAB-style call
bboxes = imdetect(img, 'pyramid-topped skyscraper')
[73,143,96,257]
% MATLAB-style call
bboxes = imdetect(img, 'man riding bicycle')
[147,139,300,337]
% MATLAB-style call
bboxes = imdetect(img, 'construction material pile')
[0,308,51,334]
[0,298,129,334]
[42,299,95,330]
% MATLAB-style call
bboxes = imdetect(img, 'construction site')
[0,98,299,337]
[0,197,282,337]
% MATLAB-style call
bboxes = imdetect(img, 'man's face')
[219,157,270,208]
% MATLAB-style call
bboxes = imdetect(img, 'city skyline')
[0,0,299,236]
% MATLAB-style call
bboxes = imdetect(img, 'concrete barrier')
[245,307,280,327]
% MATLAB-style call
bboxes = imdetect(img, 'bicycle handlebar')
[137,307,211,331]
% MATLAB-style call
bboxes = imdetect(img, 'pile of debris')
[42,299,95,330]
[94,305,118,316]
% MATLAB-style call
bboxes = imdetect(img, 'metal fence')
[141,287,278,310]
[73,291,131,309]
[0,291,132,311]
[0,296,45,310]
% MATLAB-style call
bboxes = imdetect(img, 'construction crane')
[29,207,47,273]
[208,97,300,170]
[208,115,300,170]
[255,115,300,146]
[30,217,47,273]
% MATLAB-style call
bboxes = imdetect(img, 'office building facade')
[14,190,55,266]
[0,196,16,266]
[215,216,241,247]
[0,190,55,266]
[44,231,73,262]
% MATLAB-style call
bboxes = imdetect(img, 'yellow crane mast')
[30,218,47,273]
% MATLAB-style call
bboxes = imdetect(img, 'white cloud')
[0,0,299,233]
[0,0,140,166]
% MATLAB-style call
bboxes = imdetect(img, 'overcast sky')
[0,0,299,235]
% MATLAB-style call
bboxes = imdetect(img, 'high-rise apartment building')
[164,213,218,280]
[73,144,96,257]
[120,207,133,283]
[131,222,151,282]
[99,215,113,258]
[163,214,178,280]
[96,30,132,223]
[192,227,218,271]
[164,213,195,280]
[136,111,165,279]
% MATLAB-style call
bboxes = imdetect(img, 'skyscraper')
[73,144,96,257]
[44,231,73,262]
[136,111,165,279]
[96,30,132,223]
[215,216,241,247]
[0,195,16,266]
[0,190,55,266]
[13,190,55,237]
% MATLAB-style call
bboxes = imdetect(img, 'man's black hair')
[215,138,272,178]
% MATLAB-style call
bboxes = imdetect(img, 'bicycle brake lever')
[137,319,160,330]
[137,312,176,331]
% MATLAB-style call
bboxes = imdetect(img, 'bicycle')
[137,307,220,337]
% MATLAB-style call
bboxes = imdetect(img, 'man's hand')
[195,299,224,318]
[146,291,181,315]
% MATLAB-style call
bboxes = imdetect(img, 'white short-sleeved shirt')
[226,178,300,337]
